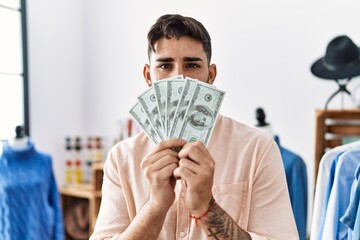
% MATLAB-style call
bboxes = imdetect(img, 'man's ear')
[207,64,217,85]
[143,64,152,87]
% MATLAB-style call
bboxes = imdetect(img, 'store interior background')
[26,0,360,235]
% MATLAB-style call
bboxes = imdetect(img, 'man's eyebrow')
[156,57,174,62]
[155,57,204,62]
[183,57,203,62]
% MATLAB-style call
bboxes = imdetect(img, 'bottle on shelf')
[65,160,73,184]
[94,136,103,164]
[74,159,83,184]
[73,136,83,184]
[83,137,94,183]
[65,137,73,184]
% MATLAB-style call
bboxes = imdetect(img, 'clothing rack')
[314,109,360,185]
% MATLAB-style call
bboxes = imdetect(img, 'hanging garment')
[311,140,360,240]
[340,164,360,240]
[311,147,340,240]
[0,139,64,240]
[316,151,345,240]
[274,135,308,240]
[321,148,360,240]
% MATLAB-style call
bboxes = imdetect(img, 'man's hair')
[147,14,212,64]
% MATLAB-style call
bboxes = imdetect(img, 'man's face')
[144,36,216,85]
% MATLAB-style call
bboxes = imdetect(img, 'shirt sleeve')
[247,140,299,240]
[90,148,131,240]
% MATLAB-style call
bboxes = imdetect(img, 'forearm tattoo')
[204,199,251,240]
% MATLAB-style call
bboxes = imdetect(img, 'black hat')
[311,35,360,80]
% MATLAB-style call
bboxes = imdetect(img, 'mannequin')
[8,125,29,149]
[255,107,273,137]
[0,127,64,240]
[254,107,308,240]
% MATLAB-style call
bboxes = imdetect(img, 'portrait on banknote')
[187,105,214,130]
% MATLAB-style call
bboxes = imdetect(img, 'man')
[91,14,299,240]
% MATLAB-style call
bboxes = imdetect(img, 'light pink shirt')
[91,115,299,240]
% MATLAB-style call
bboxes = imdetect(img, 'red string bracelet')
[189,199,217,227]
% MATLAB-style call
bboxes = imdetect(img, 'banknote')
[129,102,161,144]
[168,78,197,139]
[130,76,225,146]
[138,87,165,140]
[166,79,185,138]
[153,80,167,134]
[153,75,184,135]
[178,82,225,146]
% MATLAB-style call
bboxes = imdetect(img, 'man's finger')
[150,138,187,154]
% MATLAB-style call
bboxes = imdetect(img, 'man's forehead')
[152,37,206,57]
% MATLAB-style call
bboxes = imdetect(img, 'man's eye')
[159,64,172,69]
[187,63,200,68]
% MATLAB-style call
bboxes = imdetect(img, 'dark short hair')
[147,14,212,64]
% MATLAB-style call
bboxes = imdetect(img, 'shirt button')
[180,231,186,238]
[180,191,185,198]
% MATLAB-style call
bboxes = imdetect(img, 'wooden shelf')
[314,109,360,186]
[60,163,104,239]
[60,184,102,198]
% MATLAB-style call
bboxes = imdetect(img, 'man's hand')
[141,139,186,210]
[173,141,215,215]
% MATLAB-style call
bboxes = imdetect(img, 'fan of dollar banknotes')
[129,75,225,146]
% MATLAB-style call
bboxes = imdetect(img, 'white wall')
[27,0,85,184]
[27,0,360,235]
